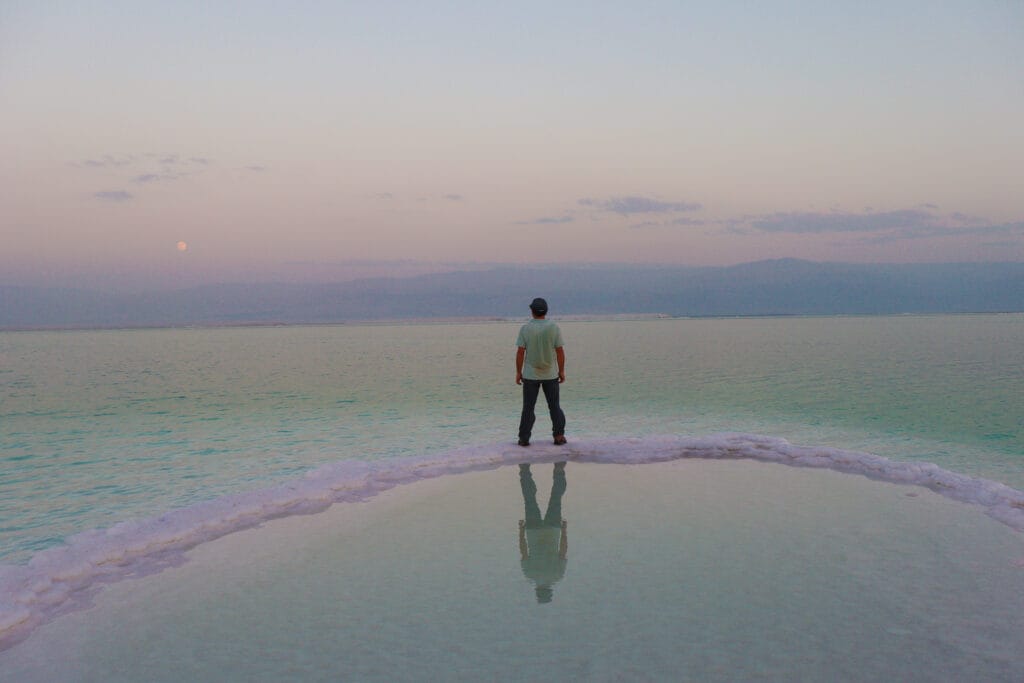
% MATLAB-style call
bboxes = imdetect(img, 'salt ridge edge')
[2,433,1022,650]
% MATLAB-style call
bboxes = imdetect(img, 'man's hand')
[516,371,522,385]
[558,371,566,384]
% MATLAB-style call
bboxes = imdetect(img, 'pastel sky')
[2,1,1023,288]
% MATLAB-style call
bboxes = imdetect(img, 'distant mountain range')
[3,259,1024,329]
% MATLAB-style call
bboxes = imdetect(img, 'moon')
[176,241,188,252]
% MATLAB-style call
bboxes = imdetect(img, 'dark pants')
[519,378,566,442]
[520,464,567,528]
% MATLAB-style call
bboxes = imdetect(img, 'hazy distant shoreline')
[4,259,1024,331]
[5,311,1023,334]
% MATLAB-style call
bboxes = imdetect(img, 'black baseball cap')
[529,297,548,314]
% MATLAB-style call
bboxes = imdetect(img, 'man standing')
[515,297,566,446]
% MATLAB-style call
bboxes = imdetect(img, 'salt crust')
[2,433,1022,649]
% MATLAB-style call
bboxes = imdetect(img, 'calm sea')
[2,314,1022,565]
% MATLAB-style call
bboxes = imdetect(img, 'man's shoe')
[553,435,567,445]
[518,439,530,447]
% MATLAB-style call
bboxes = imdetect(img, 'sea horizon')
[5,309,1024,334]
[6,259,1024,331]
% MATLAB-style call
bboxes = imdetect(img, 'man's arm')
[556,347,565,383]
[515,346,526,385]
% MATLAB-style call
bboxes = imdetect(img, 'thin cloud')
[977,239,1024,249]
[949,211,989,226]
[579,195,702,215]
[750,209,937,234]
[246,165,267,172]
[858,221,1024,245]
[132,173,180,183]
[75,153,211,171]
[94,190,133,202]
[144,152,208,165]
[741,207,1024,246]
[74,155,134,168]
[629,217,707,229]
[669,217,706,227]
[516,216,574,225]
[444,194,463,201]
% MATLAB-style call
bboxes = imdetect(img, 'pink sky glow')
[2,1,1022,289]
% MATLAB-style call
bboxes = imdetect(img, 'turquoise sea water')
[2,314,1024,677]
[2,315,1023,566]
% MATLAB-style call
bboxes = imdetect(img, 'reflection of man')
[515,297,566,447]
[518,462,568,603]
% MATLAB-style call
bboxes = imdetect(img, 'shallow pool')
[1,459,1021,682]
